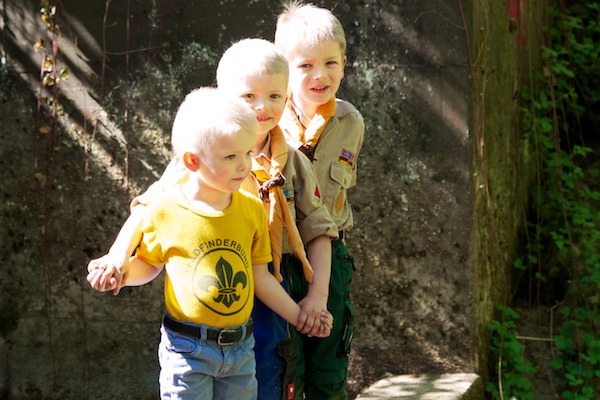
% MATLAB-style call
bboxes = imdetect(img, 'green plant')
[514,2,600,399]
[34,0,69,134]
[486,305,537,400]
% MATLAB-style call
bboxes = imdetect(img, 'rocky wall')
[0,0,540,398]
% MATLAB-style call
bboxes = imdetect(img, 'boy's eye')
[242,93,255,99]
[299,63,311,69]
[327,60,338,66]
[225,154,236,160]
[270,94,282,99]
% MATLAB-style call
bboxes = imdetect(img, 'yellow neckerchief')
[250,127,314,283]
[287,96,337,147]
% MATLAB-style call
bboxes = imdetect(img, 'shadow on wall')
[0,0,473,398]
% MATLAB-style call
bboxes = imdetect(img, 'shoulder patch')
[282,188,295,204]
[339,148,355,168]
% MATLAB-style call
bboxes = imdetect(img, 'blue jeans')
[253,267,290,400]
[158,317,257,400]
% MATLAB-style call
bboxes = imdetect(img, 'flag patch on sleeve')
[283,188,295,204]
[339,148,355,168]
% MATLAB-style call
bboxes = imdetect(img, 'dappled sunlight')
[3,0,153,193]
[356,373,480,399]
[380,7,469,151]
[1,1,484,399]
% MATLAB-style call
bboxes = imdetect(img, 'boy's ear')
[182,152,200,171]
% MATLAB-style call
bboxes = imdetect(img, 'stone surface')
[0,0,538,398]
[355,374,483,400]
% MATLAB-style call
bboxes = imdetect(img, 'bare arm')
[253,263,302,327]
[298,235,332,335]
[87,160,184,294]
[86,210,144,294]
[107,210,144,263]
[123,256,164,287]
[254,261,333,338]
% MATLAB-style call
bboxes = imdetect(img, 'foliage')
[486,306,537,400]
[499,2,600,399]
[35,0,69,134]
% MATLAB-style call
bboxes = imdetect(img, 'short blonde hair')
[274,1,346,59]
[216,38,289,91]
[171,87,257,156]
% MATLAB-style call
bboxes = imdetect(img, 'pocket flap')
[330,161,353,189]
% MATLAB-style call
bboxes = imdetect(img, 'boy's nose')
[255,98,267,110]
[312,66,325,79]
[240,156,251,172]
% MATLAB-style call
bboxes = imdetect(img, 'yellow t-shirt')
[136,187,272,328]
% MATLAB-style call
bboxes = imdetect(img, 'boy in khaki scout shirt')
[275,2,365,399]
[216,38,339,400]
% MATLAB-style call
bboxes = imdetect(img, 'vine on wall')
[488,2,600,399]
[33,0,69,390]
[35,0,68,134]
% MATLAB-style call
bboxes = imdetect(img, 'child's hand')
[87,265,117,292]
[86,254,129,295]
[297,290,328,336]
[87,256,118,293]
[307,310,333,338]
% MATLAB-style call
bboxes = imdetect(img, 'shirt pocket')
[329,161,353,189]
[329,161,353,216]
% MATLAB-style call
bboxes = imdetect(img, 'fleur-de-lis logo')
[197,256,247,308]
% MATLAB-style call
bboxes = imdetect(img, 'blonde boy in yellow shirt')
[87,87,332,400]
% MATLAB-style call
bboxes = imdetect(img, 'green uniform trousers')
[288,239,355,400]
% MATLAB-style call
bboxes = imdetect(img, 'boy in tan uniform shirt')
[275,2,365,399]
[217,38,339,400]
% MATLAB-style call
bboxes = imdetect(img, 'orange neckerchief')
[287,96,336,147]
[250,128,313,283]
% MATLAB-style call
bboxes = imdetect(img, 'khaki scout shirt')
[280,98,365,233]
[242,131,338,254]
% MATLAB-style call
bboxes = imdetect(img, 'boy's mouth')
[311,85,329,94]
[256,115,271,122]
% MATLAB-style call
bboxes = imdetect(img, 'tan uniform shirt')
[242,132,339,254]
[280,99,365,232]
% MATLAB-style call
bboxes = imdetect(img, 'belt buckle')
[217,328,238,346]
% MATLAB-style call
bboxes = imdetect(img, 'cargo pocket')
[335,245,355,293]
[278,334,300,400]
[337,296,355,357]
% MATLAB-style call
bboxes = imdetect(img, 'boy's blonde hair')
[171,87,257,156]
[274,1,346,59]
[216,38,289,91]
